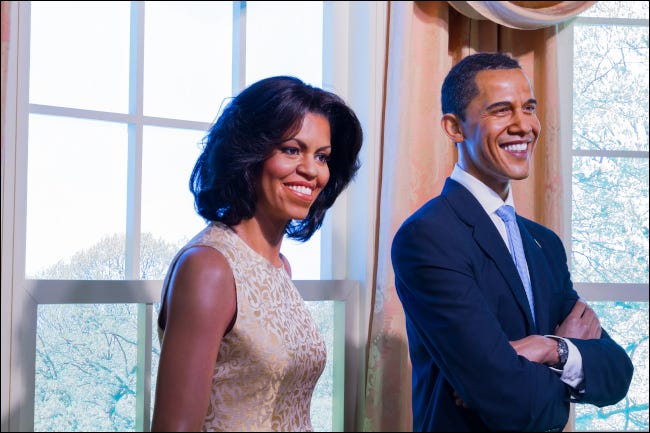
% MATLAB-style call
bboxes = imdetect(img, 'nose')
[508,110,536,136]
[297,156,318,178]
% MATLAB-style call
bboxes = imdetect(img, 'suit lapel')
[443,179,537,332]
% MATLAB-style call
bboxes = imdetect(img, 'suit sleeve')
[539,227,634,407]
[392,216,570,431]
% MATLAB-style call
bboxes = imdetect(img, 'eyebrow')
[485,98,537,111]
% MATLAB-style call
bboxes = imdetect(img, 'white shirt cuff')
[545,335,584,390]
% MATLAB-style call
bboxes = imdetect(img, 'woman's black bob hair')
[190,75,363,242]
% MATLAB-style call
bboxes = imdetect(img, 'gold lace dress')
[158,222,327,432]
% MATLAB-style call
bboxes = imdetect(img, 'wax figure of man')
[391,52,633,432]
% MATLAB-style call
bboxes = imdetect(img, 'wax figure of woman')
[151,76,363,432]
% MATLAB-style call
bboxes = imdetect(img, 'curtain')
[448,1,596,30]
[1,0,10,175]
[363,2,454,430]
[363,1,595,431]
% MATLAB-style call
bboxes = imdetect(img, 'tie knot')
[496,205,516,223]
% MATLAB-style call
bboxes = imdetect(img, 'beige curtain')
[363,1,595,431]
[1,0,10,176]
[448,1,596,29]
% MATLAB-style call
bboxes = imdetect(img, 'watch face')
[558,339,568,365]
[549,337,568,370]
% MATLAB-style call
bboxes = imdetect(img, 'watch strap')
[550,337,569,370]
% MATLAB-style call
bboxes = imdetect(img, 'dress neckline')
[213,222,287,273]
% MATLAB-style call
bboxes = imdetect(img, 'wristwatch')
[551,338,569,370]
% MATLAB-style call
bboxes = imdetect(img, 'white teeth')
[287,185,312,195]
[503,143,527,152]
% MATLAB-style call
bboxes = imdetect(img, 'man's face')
[456,68,541,197]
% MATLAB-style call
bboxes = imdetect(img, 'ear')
[441,113,464,144]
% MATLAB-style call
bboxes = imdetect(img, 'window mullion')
[572,149,649,158]
[128,2,150,431]
[575,16,649,27]
[127,0,145,280]
[137,303,154,432]
[232,1,246,94]
[12,2,37,431]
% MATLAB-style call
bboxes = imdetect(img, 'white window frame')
[557,12,649,303]
[0,1,388,431]
[556,10,648,431]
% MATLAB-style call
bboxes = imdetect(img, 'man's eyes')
[491,105,536,115]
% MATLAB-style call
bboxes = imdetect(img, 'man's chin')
[508,166,531,181]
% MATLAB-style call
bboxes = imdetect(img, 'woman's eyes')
[281,146,300,155]
[280,146,330,163]
[316,153,331,163]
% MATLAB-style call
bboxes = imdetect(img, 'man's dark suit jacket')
[392,178,633,432]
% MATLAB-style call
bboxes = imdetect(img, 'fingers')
[556,298,604,340]
[568,298,587,318]
[593,323,602,339]
[587,309,602,339]
[559,299,602,340]
[579,302,602,339]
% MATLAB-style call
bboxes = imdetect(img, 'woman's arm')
[151,246,237,432]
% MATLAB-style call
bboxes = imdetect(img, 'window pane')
[571,156,649,283]
[575,302,649,431]
[151,303,161,423]
[246,1,323,87]
[573,24,649,152]
[281,232,322,280]
[141,126,207,279]
[306,301,335,432]
[35,304,139,432]
[26,115,128,279]
[246,1,325,279]
[579,1,649,19]
[29,1,130,113]
[143,1,233,122]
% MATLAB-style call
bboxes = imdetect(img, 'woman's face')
[256,112,331,223]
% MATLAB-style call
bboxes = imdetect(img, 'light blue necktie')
[496,205,536,324]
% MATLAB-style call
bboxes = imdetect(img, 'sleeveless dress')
[158,222,327,432]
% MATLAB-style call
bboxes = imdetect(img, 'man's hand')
[510,335,558,364]
[456,300,603,408]
[508,299,601,367]
[555,299,602,340]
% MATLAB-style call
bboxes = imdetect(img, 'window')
[559,2,649,430]
[26,1,323,281]
[3,1,386,431]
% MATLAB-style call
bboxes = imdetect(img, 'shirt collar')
[450,164,515,216]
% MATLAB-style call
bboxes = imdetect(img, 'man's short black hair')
[441,52,521,121]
